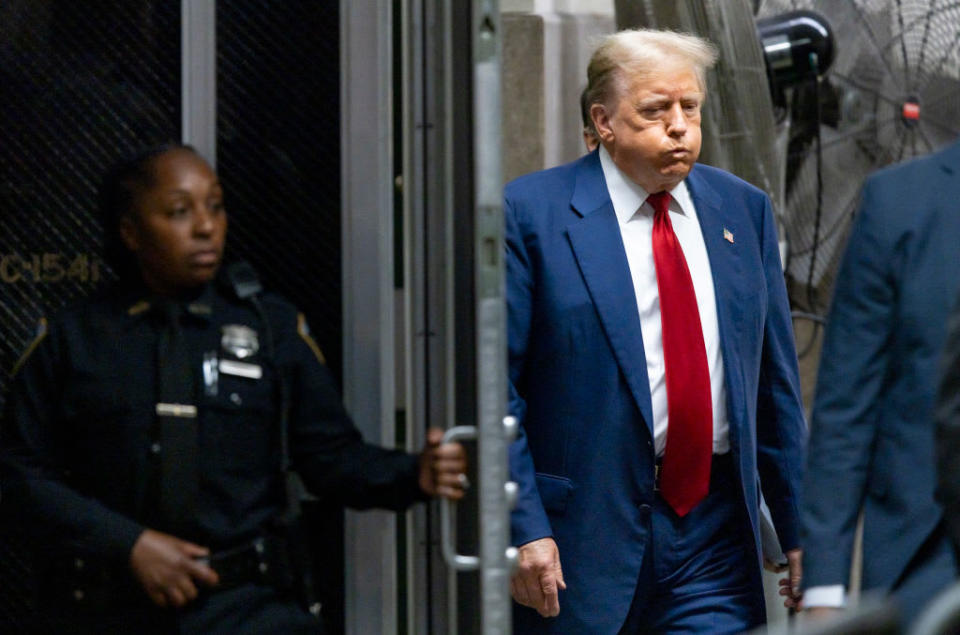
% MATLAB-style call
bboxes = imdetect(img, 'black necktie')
[156,301,198,531]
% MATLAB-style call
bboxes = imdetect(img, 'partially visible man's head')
[585,29,718,193]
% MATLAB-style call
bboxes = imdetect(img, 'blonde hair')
[585,29,718,112]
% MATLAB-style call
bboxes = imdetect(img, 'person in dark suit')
[0,144,467,634]
[505,28,806,634]
[937,294,960,558]
[801,140,960,626]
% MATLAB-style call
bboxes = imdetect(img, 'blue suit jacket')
[803,141,960,594]
[505,150,806,633]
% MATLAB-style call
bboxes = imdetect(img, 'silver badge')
[221,324,259,359]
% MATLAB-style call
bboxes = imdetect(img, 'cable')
[804,52,825,316]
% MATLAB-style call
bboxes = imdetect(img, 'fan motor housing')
[757,10,835,91]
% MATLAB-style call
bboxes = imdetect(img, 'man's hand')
[418,428,468,500]
[763,556,787,573]
[777,548,803,609]
[510,537,566,617]
[130,529,219,608]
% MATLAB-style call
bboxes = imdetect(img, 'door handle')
[440,425,480,570]
[439,417,521,572]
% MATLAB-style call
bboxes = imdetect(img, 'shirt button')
[230,393,242,405]
[150,443,162,455]
[73,589,85,601]
[74,558,84,570]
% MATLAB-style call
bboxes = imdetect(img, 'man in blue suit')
[801,140,960,625]
[505,29,806,633]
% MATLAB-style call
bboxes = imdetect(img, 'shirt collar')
[121,282,216,325]
[598,144,697,225]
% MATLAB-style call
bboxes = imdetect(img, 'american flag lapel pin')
[723,227,734,244]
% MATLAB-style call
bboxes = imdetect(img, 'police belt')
[49,533,297,612]
[202,533,296,591]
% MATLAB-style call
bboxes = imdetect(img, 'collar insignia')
[187,302,212,316]
[127,300,151,316]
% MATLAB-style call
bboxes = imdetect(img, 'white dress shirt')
[598,145,729,456]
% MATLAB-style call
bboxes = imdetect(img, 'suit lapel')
[686,167,748,432]
[566,154,655,434]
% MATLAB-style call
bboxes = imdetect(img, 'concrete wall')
[501,6,615,182]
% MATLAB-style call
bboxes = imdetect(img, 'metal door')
[393,1,515,633]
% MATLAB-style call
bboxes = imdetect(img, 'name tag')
[156,403,198,418]
[219,359,263,379]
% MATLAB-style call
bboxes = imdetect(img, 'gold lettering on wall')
[0,253,101,284]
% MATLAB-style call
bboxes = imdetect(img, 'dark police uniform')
[0,270,427,634]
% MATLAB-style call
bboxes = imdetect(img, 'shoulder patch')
[10,317,48,378]
[297,313,326,365]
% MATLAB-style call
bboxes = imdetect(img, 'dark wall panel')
[217,0,343,383]
[0,2,182,629]
[217,3,344,632]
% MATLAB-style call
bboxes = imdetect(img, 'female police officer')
[0,144,467,633]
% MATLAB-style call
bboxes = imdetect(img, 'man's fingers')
[516,575,538,608]
[512,537,563,616]
[555,561,566,590]
[786,548,803,598]
[511,578,530,607]
[539,573,560,617]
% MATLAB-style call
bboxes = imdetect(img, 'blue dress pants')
[619,459,765,634]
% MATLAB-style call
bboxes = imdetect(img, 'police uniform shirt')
[0,274,426,564]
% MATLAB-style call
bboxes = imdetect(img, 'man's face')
[592,66,703,193]
[120,149,227,296]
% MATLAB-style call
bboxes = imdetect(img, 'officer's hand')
[417,428,468,500]
[130,529,220,609]
[511,537,566,617]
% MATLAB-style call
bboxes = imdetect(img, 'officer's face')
[120,149,227,296]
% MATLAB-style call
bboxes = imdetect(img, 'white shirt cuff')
[803,585,846,608]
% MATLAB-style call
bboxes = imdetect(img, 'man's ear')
[591,103,613,144]
[119,215,139,252]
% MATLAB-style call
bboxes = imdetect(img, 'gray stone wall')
[501,10,615,183]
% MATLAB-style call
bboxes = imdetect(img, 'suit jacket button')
[639,503,651,515]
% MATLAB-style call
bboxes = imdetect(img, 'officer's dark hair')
[98,143,202,278]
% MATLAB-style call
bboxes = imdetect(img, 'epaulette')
[10,318,48,377]
[296,313,326,365]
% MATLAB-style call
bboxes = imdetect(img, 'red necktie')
[648,191,713,517]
